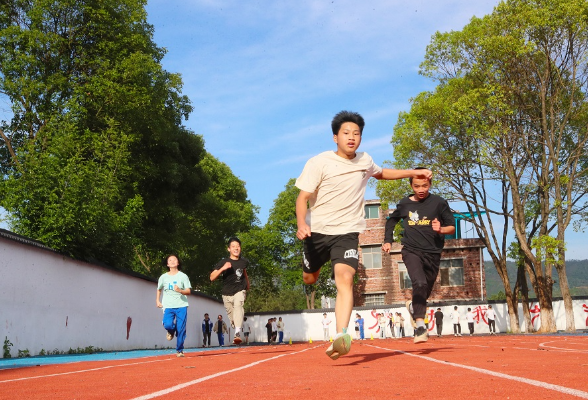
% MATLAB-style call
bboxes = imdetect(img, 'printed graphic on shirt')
[408,210,431,226]
[303,253,310,270]
[168,281,178,290]
[344,249,359,259]
[235,268,243,281]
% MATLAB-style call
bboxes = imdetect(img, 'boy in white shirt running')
[296,110,430,360]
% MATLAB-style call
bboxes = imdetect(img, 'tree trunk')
[555,259,575,332]
[519,261,533,332]
[493,257,521,333]
[535,275,557,333]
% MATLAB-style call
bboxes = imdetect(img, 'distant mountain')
[485,259,588,298]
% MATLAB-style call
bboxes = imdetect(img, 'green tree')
[0,1,255,285]
[242,179,336,311]
[378,0,588,332]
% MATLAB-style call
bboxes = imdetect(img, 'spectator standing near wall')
[322,313,332,341]
[277,317,285,344]
[486,305,497,335]
[271,317,278,344]
[378,313,387,339]
[265,318,273,344]
[434,308,444,337]
[466,308,475,336]
[394,312,403,339]
[451,306,462,336]
[355,313,365,340]
[242,317,251,344]
[202,313,214,348]
[213,315,228,346]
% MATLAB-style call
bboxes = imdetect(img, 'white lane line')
[367,344,588,399]
[0,359,172,383]
[539,341,588,353]
[130,346,321,400]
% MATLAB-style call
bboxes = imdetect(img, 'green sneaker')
[325,332,352,360]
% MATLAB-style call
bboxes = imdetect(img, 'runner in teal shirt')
[156,255,191,357]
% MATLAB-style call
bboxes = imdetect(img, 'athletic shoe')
[405,300,417,328]
[166,331,174,341]
[233,332,242,345]
[325,332,352,360]
[176,351,184,357]
[414,327,428,344]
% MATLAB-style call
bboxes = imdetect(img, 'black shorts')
[302,232,359,274]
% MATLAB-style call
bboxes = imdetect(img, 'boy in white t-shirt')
[296,110,431,360]
[486,305,497,334]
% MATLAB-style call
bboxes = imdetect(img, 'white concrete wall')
[3,232,588,357]
[0,235,227,357]
[246,298,588,343]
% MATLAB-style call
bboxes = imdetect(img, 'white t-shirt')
[296,151,383,235]
[466,311,475,323]
[242,321,250,333]
[486,309,496,320]
[451,311,460,324]
[322,318,331,328]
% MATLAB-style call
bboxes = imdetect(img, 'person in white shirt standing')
[451,306,462,336]
[466,307,475,336]
[277,317,285,344]
[322,313,332,341]
[486,305,497,335]
[242,317,251,345]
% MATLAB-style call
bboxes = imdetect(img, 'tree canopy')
[377,0,588,332]
[0,0,255,285]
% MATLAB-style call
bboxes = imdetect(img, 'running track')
[1,334,587,399]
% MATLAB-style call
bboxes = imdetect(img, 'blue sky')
[1,0,585,259]
[141,0,588,260]
[143,0,498,213]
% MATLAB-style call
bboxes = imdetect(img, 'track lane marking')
[368,344,588,399]
[0,359,172,383]
[130,345,321,400]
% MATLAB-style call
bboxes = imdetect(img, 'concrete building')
[355,200,486,307]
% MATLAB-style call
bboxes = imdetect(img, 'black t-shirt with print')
[214,257,249,296]
[384,193,455,254]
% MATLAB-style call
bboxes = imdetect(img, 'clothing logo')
[408,211,431,226]
[235,268,242,281]
[409,211,419,222]
[303,253,310,270]
[362,170,367,179]
[344,249,359,259]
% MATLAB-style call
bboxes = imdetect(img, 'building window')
[364,204,379,219]
[398,261,412,289]
[440,258,464,286]
[363,293,386,306]
[361,245,382,269]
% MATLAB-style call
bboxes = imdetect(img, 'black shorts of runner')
[244,332,250,337]
[302,232,359,277]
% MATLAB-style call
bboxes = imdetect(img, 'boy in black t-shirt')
[210,237,250,345]
[382,170,455,344]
